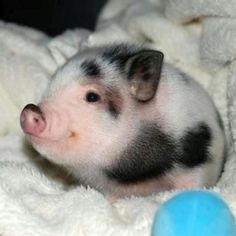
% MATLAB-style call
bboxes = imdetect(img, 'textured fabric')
[0,0,236,235]
[228,62,236,154]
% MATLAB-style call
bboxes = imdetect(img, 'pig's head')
[20,44,163,171]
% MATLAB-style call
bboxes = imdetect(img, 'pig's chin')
[26,132,81,166]
[29,138,69,165]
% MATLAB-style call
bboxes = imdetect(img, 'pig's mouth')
[26,130,75,144]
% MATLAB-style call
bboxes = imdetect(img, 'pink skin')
[20,79,171,173]
[20,81,134,167]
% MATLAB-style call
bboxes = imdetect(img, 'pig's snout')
[20,104,46,136]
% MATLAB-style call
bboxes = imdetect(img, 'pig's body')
[20,44,225,198]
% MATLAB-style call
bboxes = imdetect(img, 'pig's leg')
[106,167,212,201]
[106,179,173,201]
[167,165,218,189]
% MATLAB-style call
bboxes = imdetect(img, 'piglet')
[20,44,225,199]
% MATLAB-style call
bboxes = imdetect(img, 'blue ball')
[152,191,236,236]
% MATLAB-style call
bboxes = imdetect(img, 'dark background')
[0,0,107,36]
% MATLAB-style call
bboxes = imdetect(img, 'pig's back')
[154,63,225,186]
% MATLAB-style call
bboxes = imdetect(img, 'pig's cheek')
[38,137,84,163]
[65,131,92,156]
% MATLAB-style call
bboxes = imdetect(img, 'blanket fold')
[0,0,236,235]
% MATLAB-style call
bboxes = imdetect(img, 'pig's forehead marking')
[78,44,144,80]
[48,44,144,94]
[79,58,120,86]
[47,60,100,96]
[80,59,101,77]
[101,44,141,67]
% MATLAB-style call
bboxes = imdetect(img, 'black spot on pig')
[104,123,178,183]
[81,60,101,77]
[179,123,212,168]
[105,89,123,119]
[108,101,120,118]
[105,122,212,184]
[102,44,141,68]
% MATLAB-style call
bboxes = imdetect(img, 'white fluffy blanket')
[0,1,236,235]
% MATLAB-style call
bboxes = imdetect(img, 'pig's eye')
[85,92,101,103]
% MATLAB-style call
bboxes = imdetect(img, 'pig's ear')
[126,50,164,102]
